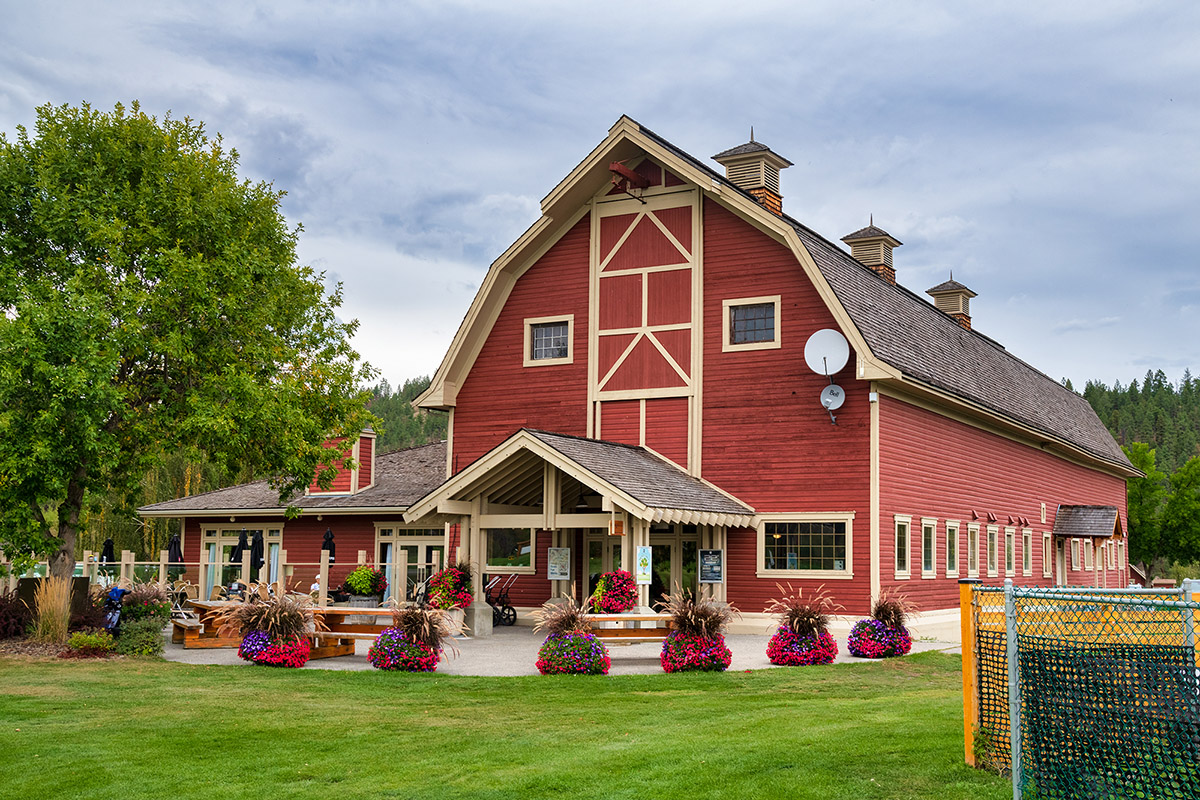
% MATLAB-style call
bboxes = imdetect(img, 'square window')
[524,315,573,366]
[722,296,781,352]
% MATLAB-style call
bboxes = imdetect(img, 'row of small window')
[893,517,1125,580]
[524,297,783,365]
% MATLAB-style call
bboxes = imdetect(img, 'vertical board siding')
[644,397,688,467]
[702,199,873,614]
[878,395,1129,610]
[646,268,692,326]
[452,218,591,471]
[603,338,687,391]
[600,400,640,446]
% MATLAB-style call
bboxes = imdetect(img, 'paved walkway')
[163,624,960,675]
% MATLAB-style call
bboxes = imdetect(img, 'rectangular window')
[486,529,534,572]
[1005,528,1015,575]
[1071,539,1080,570]
[1118,542,1125,574]
[1042,532,1052,578]
[523,315,573,366]
[946,521,959,577]
[921,519,936,578]
[894,516,911,578]
[968,524,979,578]
[1022,530,1032,576]
[762,521,848,572]
[722,296,781,352]
[987,526,998,577]
[1084,539,1093,570]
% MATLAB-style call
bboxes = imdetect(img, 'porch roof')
[403,429,756,527]
[1052,505,1121,538]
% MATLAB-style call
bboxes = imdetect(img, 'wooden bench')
[170,618,202,645]
[589,613,673,646]
[308,628,381,660]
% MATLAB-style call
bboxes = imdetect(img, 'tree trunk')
[49,473,87,580]
[49,532,77,580]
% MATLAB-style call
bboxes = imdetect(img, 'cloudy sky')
[2,1,1197,390]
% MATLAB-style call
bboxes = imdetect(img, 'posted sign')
[635,546,652,585]
[547,547,571,581]
[699,549,724,584]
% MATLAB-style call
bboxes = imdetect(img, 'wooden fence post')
[121,550,134,584]
[158,550,169,585]
[276,549,288,597]
[318,549,330,607]
[398,548,408,604]
[240,549,250,585]
[960,578,980,767]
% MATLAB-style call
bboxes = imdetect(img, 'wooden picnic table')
[589,613,674,645]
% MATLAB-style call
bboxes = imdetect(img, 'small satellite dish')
[804,329,850,376]
[820,384,846,411]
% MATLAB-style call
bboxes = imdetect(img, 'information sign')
[699,549,724,584]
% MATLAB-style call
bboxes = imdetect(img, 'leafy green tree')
[0,101,376,577]
[1161,456,1200,565]
[1123,442,1167,566]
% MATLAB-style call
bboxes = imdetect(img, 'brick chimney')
[926,277,977,330]
[841,223,902,284]
[712,135,792,215]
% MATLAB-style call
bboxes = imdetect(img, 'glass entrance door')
[586,535,623,596]
[650,525,699,607]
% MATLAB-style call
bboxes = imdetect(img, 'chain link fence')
[964,581,1200,800]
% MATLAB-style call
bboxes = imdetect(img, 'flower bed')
[536,632,610,675]
[238,630,311,668]
[766,626,839,666]
[846,619,912,659]
[368,627,440,672]
[660,630,732,673]
[588,570,637,613]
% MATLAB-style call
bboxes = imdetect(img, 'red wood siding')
[646,268,691,326]
[701,198,873,613]
[452,218,591,471]
[603,338,686,391]
[599,273,642,330]
[645,397,688,467]
[599,400,640,446]
[309,437,354,494]
[878,395,1129,610]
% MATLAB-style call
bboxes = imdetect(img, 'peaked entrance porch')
[403,429,756,634]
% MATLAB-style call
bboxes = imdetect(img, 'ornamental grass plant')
[658,588,737,673]
[763,584,842,666]
[368,603,460,672]
[214,593,322,669]
[532,596,609,675]
[32,575,72,645]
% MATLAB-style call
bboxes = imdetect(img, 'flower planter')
[660,630,732,673]
[537,632,610,675]
[446,607,466,636]
[766,626,839,666]
[347,594,381,625]
[368,627,440,672]
[847,619,912,659]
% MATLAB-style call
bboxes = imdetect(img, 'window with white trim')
[1004,528,1015,576]
[485,528,535,573]
[523,315,574,366]
[1118,541,1125,573]
[1071,539,1080,570]
[1022,530,1032,576]
[722,296,781,352]
[987,526,998,577]
[1084,539,1093,570]
[946,521,959,578]
[757,513,854,579]
[1042,532,1052,578]
[967,524,979,578]
[894,516,911,579]
[921,518,937,578]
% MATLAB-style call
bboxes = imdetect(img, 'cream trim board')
[721,295,782,352]
[523,314,574,367]
[987,525,999,577]
[921,517,938,578]
[945,520,960,578]
[894,514,912,580]
[967,523,980,578]
[755,511,855,580]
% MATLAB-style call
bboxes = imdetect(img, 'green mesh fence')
[971,585,1200,799]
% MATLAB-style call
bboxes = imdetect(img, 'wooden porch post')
[240,549,250,585]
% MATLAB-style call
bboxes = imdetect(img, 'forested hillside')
[1082,369,1200,474]
[367,376,448,453]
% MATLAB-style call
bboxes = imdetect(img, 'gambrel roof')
[416,116,1134,477]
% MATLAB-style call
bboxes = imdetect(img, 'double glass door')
[377,528,444,602]
[650,524,699,607]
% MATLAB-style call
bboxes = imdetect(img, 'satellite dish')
[804,329,850,375]
[820,384,846,410]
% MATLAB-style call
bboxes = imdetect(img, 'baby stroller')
[103,586,130,635]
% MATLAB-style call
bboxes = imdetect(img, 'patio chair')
[208,585,227,602]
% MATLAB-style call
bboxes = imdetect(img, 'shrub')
[368,627,439,672]
[32,575,72,645]
[658,588,737,638]
[62,630,116,658]
[847,618,912,659]
[427,563,473,610]
[660,631,732,673]
[588,570,637,613]
[871,590,915,631]
[122,582,171,623]
[116,617,165,656]
[70,589,108,632]
[766,626,839,666]
[342,565,387,596]
[0,589,32,640]
[537,632,610,675]
[239,630,311,668]
[532,596,593,637]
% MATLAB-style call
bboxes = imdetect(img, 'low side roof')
[1052,505,1121,538]
[138,441,447,516]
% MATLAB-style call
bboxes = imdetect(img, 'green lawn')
[0,652,1007,800]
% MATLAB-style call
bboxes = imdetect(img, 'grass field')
[0,651,1008,800]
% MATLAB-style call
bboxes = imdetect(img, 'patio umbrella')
[229,529,249,569]
[249,530,265,573]
[321,528,336,564]
[99,538,115,565]
[167,534,184,566]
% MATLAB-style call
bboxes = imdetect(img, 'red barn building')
[140,117,1134,632]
